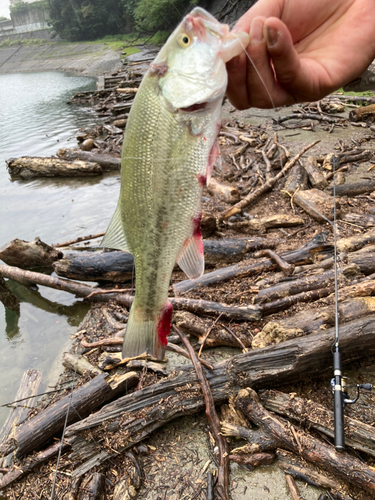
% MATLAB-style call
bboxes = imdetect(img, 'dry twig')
[174,325,229,500]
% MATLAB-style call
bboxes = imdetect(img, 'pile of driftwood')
[5,60,375,181]
[2,201,375,499]
[2,62,375,498]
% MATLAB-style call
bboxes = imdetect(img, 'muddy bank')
[0,43,122,77]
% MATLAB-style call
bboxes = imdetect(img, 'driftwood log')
[207,177,240,204]
[62,353,103,377]
[337,229,375,252]
[0,264,261,322]
[0,372,138,459]
[174,310,252,349]
[343,213,375,227]
[252,296,375,348]
[349,103,375,122]
[57,148,121,171]
[6,157,103,179]
[304,156,328,189]
[283,163,309,194]
[333,181,375,197]
[2,306,375,487]
[53,238,280,282]
[293,189,336,222]
[173,238,333,294]
[0,439,73,490]
[277,449,352,500]
[0,370,42,450]
[235,388,375,495]
[78,472,106,500]
[259,389,375,458]
[0,237,62,269]
[36,315,375,479]
[233,214,304,232]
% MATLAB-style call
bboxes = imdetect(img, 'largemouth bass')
[102,7,248,359]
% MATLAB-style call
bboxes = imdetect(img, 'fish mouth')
[179,102,208,113]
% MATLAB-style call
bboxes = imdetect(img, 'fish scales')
[122,75,217,303]
[102,7,249,359]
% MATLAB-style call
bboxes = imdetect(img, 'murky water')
[0,72,120,427]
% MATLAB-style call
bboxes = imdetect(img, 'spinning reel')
[331,348,372,451]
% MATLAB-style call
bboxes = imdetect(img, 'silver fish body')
[102,8,248,359]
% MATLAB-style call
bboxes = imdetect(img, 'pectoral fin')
[177,216,204,279]
[101,204,131,252]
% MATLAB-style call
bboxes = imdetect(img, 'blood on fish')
[184,15,205,39]
[149,63,168,77]
[157,302,173,346]
[196,174,207,186]
[192,214,204,254]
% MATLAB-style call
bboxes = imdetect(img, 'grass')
[0,29,170,51]
[336,88,375,97]
[96,30,170,51]
[0,37,55,48]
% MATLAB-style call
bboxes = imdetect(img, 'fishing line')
[50,364,78,500]
[332,154,340,352]
[233,33,275,109]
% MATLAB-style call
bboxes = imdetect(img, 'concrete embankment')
[0,43,121,76]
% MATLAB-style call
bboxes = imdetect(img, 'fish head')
[150,7,249,111]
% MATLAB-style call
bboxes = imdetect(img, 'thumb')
[263,17,303,90]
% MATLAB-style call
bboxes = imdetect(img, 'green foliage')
[0,38,49,47]
[10,1,48,15]
[10,1,29,15]
[133,0,193,32]
[148,30,169,44]
[47,0,126,41]
[0,16,10,21]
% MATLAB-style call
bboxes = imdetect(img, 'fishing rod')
[330,154,372,451]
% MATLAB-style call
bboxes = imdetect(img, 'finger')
[244,17,292,108]
[226,51,251,110]
[227,17,271,109]
[232,0,282,33]
[243,16,277,108]
[264,17,316,101]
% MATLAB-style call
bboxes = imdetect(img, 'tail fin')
[122,300,172,360]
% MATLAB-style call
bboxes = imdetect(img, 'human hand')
[226,0,375,109]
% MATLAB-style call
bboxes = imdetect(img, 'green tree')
[120,0,206,34]
[134,0,192,32]
[48,0,126,41]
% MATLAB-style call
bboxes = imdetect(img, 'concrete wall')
[0,1,51,40]
[11,5,48,30]
[0,20,14,35]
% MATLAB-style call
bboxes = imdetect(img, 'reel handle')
[359,383,372,391]
[333,350,345,451]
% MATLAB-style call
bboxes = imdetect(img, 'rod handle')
[333,350,345,451]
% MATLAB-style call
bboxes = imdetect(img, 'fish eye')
[177,33,191,48]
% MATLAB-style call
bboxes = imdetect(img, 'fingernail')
[266,26,278,47]
[250,18,264,44]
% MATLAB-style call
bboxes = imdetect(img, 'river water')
[0,72,120,428]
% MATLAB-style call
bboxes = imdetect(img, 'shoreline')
[0,42,122,78]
